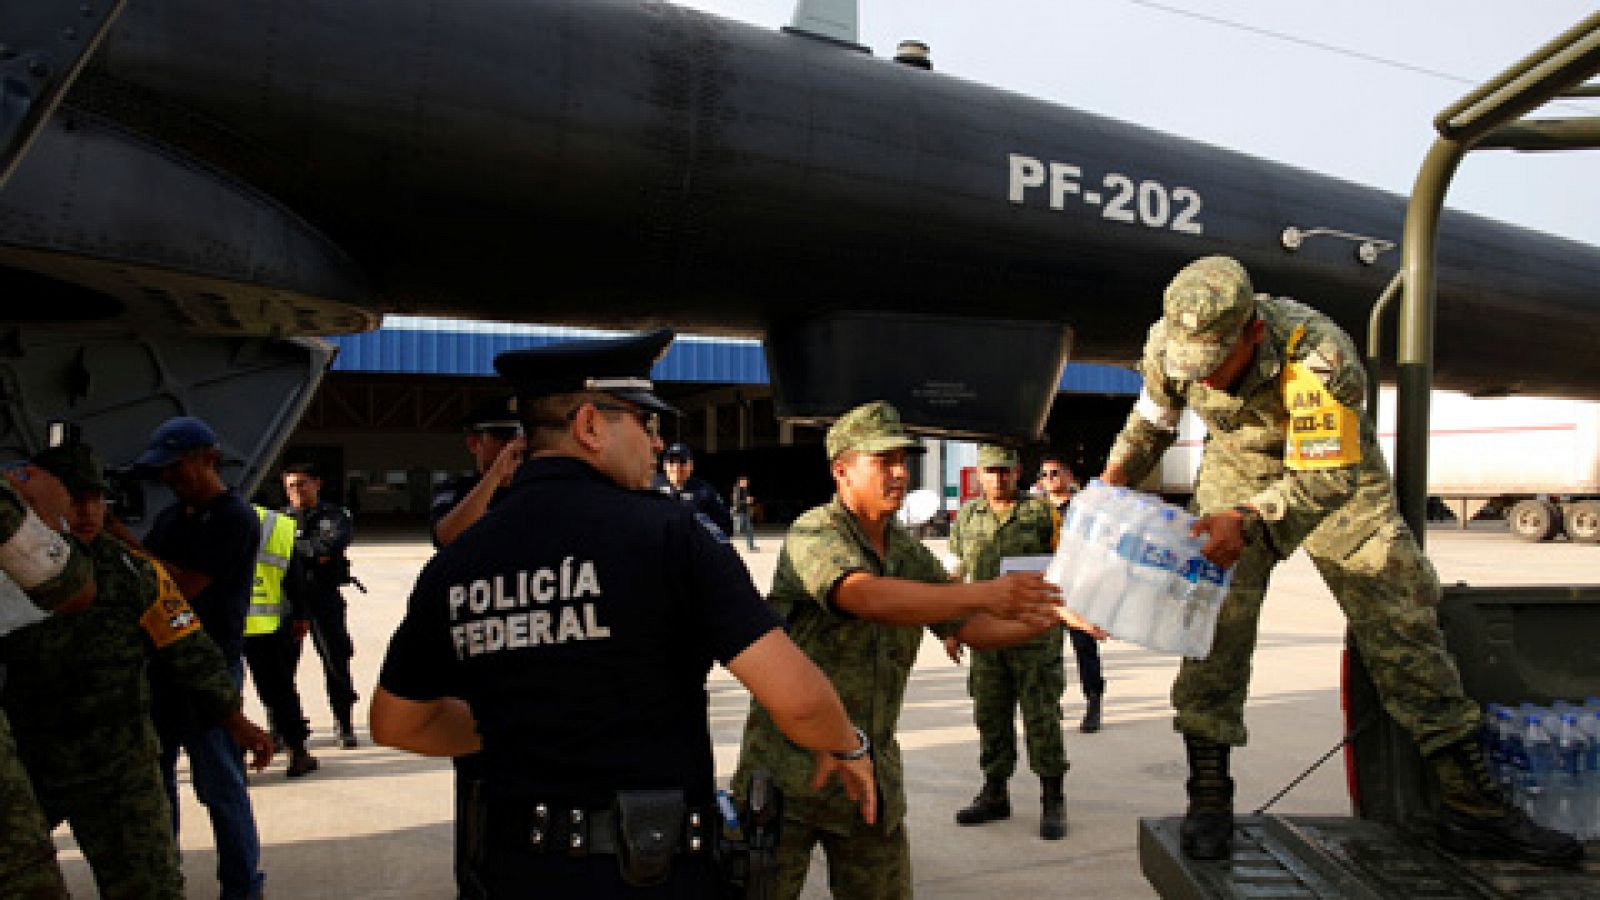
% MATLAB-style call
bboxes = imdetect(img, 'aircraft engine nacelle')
[765,312,1072,440]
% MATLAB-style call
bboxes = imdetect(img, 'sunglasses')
[590,403,661,439]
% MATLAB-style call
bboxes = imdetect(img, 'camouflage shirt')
[734,496,958,831]
[1109,295,1400,558]
[0,480,92,615]
[0,534,236,791]
[950,495,1059,648]
[950,495,1060,582]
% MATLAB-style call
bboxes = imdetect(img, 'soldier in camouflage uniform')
[1,444,274,899]
[0,464,96,900]
[734,401,1082,900]
[947,444,1079,840]
[1102,256,1579,865]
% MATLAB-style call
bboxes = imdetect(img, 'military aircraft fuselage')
[4,0,1599,436]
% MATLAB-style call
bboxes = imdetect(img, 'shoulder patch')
[138,558,202,648]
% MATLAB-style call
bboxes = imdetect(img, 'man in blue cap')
[121,415,270,900]
[650,442,734,539]
[372,328,878,897]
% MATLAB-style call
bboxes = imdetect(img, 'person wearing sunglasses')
[372,329,877,897]
[1034,455,1106,734]
[430,396,527,549]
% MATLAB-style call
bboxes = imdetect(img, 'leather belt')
[525,802,711,858]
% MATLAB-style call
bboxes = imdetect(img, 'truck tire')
[1562,501,1600,544]
[1507,499,1561,542]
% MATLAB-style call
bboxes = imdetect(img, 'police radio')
[715,770,782,900]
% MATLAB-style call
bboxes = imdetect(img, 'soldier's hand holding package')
[1190,507,1252,570]
[980,572,1106,638]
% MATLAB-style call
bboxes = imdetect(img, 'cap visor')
[132,446,182,471]
[611,389,680,418]
[1163,339,1231,381]
[858,436,925,455]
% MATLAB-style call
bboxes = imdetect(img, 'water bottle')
[1147,515,1205,654]
[1580,710,1600,839]
[1044,479,1104,590]
[1175,551,1231,659]
[1089,496,1162,632]
[1056,483,1113,607]
[1523,715,1559,826]
[1067,487,1134,628]
[1110,507,1185,647]
[1554,713,1585,835]
[1503,717,1531,813]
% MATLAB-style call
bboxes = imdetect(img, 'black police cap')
[494,328,679,416]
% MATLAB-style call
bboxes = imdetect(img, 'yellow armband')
[1281,326,1362,471]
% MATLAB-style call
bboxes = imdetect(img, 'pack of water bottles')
[1483,699,1600,839]
[1042,480,1232,658]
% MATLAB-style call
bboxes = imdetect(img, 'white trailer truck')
[1151,388,1600,542]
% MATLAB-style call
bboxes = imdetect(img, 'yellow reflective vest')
[248,505,295,636]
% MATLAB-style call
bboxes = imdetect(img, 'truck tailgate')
[1140,815,1599,899]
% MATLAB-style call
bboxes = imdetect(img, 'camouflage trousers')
[35,757,184,900]
[0,712,66,900]
[969,627,1067,780]
[1172,517,1479,756]
[772,813,911,900]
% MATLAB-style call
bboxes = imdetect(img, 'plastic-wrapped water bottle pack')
[1042,480,1232,659]
[1483,699,1600,839]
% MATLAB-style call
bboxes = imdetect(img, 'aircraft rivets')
[63,27,80,42]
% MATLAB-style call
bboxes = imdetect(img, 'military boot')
[1039,775,1067,840]
[1080,691,1104,733]
[1430,737,1582,866]
[1180,735,1234,860]
[955,777,1011,825]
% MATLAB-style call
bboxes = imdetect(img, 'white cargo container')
[1151,388,1600,542]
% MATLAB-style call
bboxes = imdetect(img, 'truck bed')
[1140,815,1600,899]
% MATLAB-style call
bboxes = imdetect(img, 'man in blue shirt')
[125,416,269,900]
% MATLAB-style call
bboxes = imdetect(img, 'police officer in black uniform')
[371,329,877,898]
[431,396,526,548]
[649,444,733,539]
[428,395,524,892]
[280,462,361,748]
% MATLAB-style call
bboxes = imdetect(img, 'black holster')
[717,770,783,900]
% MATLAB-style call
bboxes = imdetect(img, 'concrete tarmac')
[54,520,1598,897]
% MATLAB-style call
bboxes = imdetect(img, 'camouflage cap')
[826,401,924,460]
[31,443,109,495]
[976,443,1019,468]
[1161,255,1257,381]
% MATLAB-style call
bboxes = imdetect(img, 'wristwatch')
[831,726,871,761]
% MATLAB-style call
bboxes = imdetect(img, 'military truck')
[1140,11,1600,897]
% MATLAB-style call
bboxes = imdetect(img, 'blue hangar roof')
[329,318,1141,395]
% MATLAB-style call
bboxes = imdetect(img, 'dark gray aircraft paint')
[2,0,1598,440]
